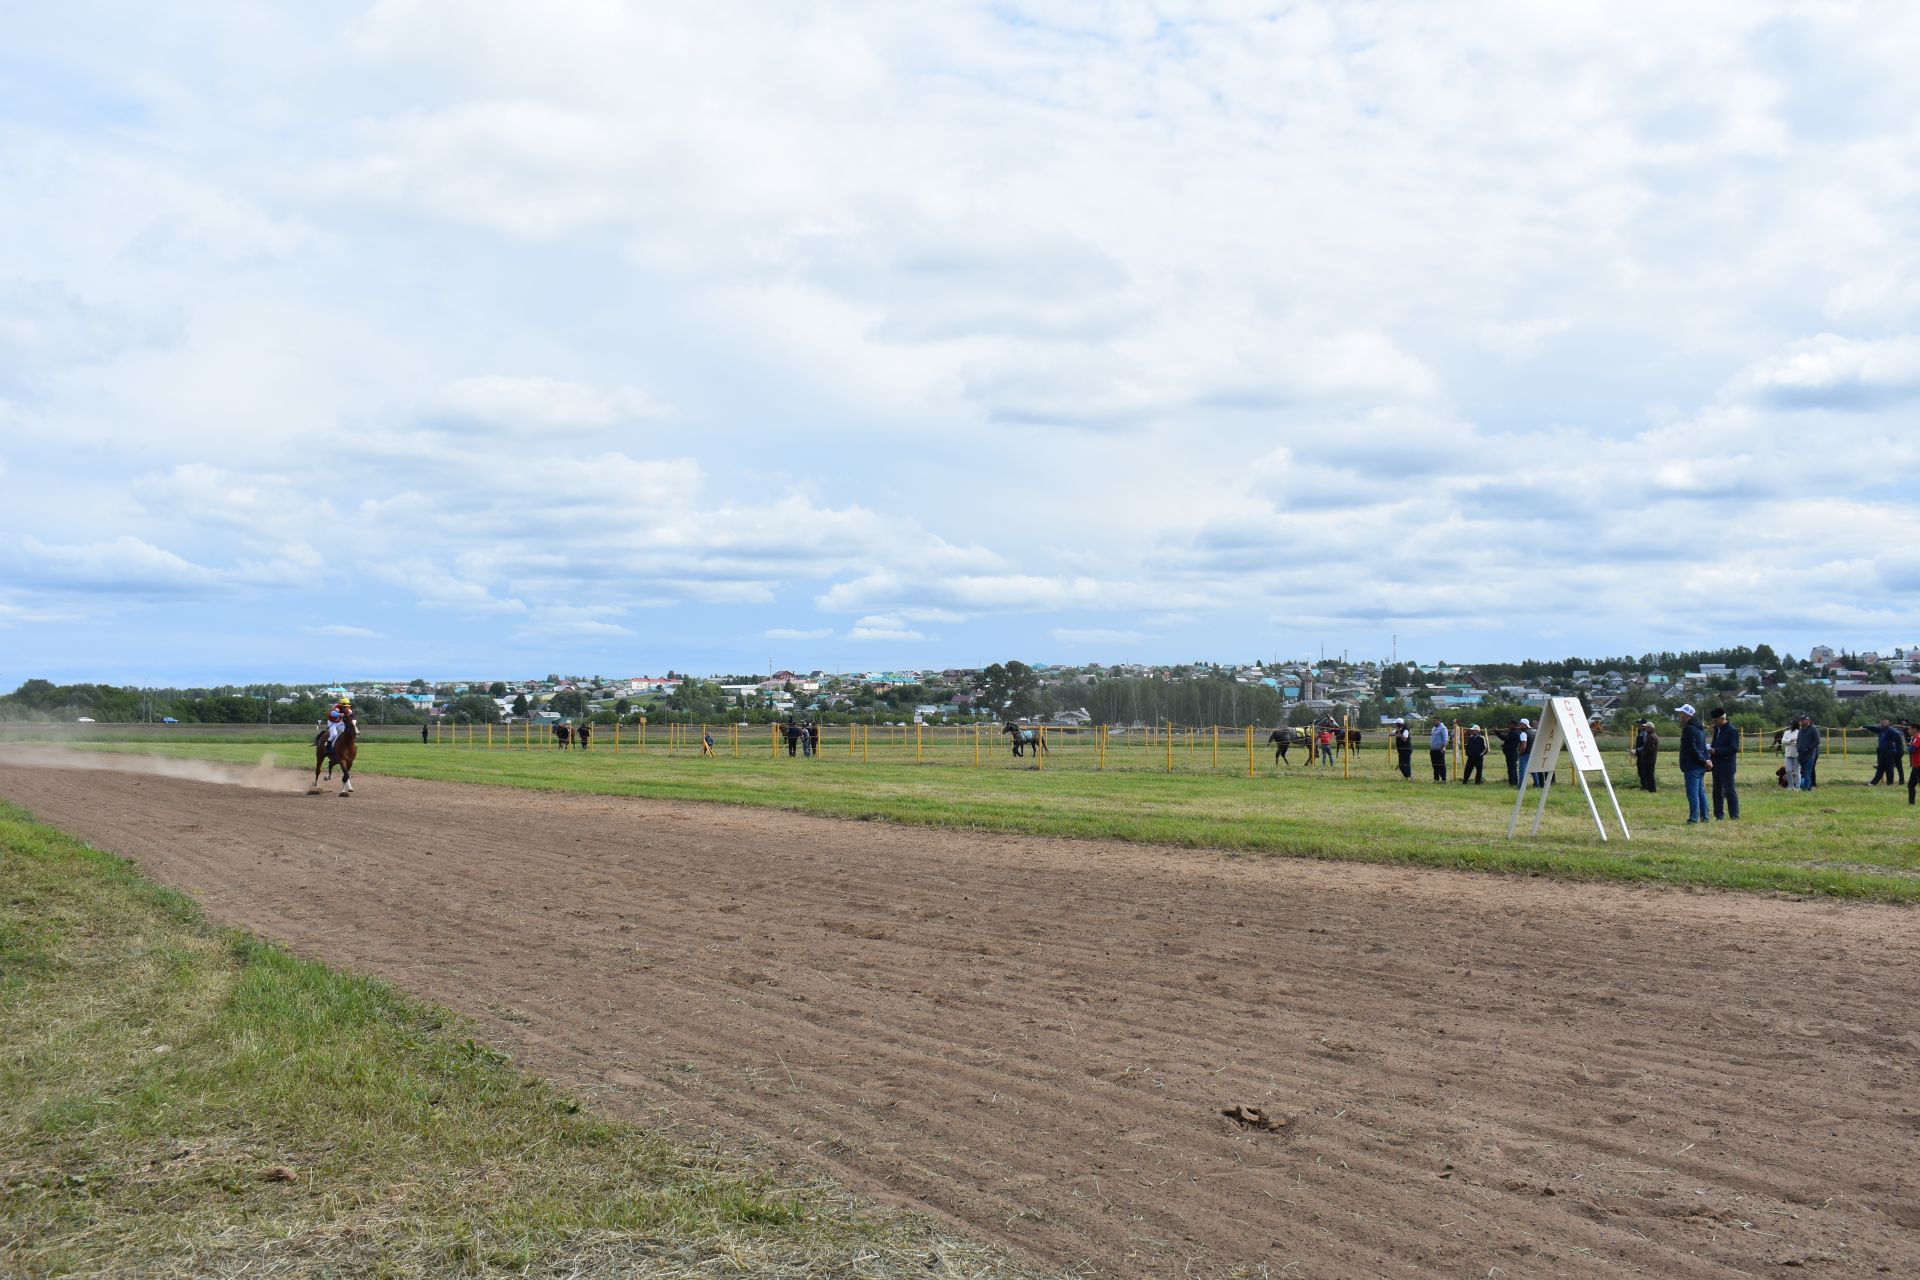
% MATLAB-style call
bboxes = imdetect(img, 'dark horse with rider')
[311,695,359,795]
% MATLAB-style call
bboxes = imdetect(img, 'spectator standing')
[1461,724,1487,784]
[783,716,800,757]
[700,729,717,758]
[1871,717,1903,786]
[1780,721,1800,790]
[421,723,429,746]
[1393,720,1414,779]
[1908,724,1920,806]
[1632,719,1660,793]
[1492,722,1522,786]
[1318,727,1335,766]
[1708,707,1740,820]
[1676,704,1710,823]
[1428,718,1449,782]
[1899,722,1912,787]
[808,722,821,757]
[1796,715,1821,790]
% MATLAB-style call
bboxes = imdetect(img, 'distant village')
[8,644,1917,730]
[247,643,1920,731]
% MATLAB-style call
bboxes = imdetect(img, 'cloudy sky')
[4,1,1919,686]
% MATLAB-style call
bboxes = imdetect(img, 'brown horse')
[310,717,358,796]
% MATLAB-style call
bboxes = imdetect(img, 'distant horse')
[1002,721,1047,758]
[310,717,357,796]
[1267,727,1309,764]
[553,723,572,750]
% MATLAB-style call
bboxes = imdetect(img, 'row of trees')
[0,680,429,725]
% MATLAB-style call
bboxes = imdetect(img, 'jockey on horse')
[318,695,358,765]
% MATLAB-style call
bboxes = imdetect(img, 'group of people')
[782,717,821,757]
[1653,705,1920,824]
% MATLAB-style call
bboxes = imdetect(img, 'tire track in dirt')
[4,764,1918,1277]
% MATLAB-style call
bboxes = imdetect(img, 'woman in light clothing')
[1780,723,1800,789]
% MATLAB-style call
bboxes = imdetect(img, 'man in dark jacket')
[1461,724,1487,784]
[1676,704,1711,823]
[1631,719,1659,792]
[1871,717,1903,786]
[1392,721,1413,779]
[1708,707,1740,820]
[1796,715,1821,790]
[1492,722,1522,786]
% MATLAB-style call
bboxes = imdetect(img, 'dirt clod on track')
[5,763,1918,1278]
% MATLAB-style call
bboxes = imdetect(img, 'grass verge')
[69,736,1920,903]
[0,800,1046,1279]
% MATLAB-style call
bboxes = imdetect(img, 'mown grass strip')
[0,800,1047,1279]
[73,738,1920,903]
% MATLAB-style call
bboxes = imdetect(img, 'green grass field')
[74,729,1920,902]
[0,801,1043,1279]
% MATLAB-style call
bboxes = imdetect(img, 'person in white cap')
[1461,723,1487,784]
[1676,704,1711,823]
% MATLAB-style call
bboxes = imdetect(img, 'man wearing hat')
[1461,723,1487,784]
[1631,718,1659,793]
[1795,714,1821,790]
[1676,704,1710,823]
[1513,717,1536,787]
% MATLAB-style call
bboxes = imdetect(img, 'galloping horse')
[1002,721,1047,758]
[310,716,358,796]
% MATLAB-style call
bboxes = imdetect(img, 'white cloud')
[434,375,669,431]
[1730,334,1920,410]
[843,613,932,641]
[765,627,832,640]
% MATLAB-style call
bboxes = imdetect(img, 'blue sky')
[3,1,1918,686]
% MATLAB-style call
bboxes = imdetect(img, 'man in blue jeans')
[1676,704,1711,823]
[1796,715,1821,789]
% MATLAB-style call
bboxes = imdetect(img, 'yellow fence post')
[915,721,923,765]
[1165,722,1174,772]
[1211,725,1218,770]
[1100,724,1108,771]
[973,722,981,767]
[1245,723,1254,777]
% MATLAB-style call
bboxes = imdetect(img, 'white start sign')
[1507,696,1630,842]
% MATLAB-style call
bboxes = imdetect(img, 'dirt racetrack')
[4,760,1918,1278]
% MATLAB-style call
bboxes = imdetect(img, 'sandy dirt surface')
[4,758,1918,1278]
